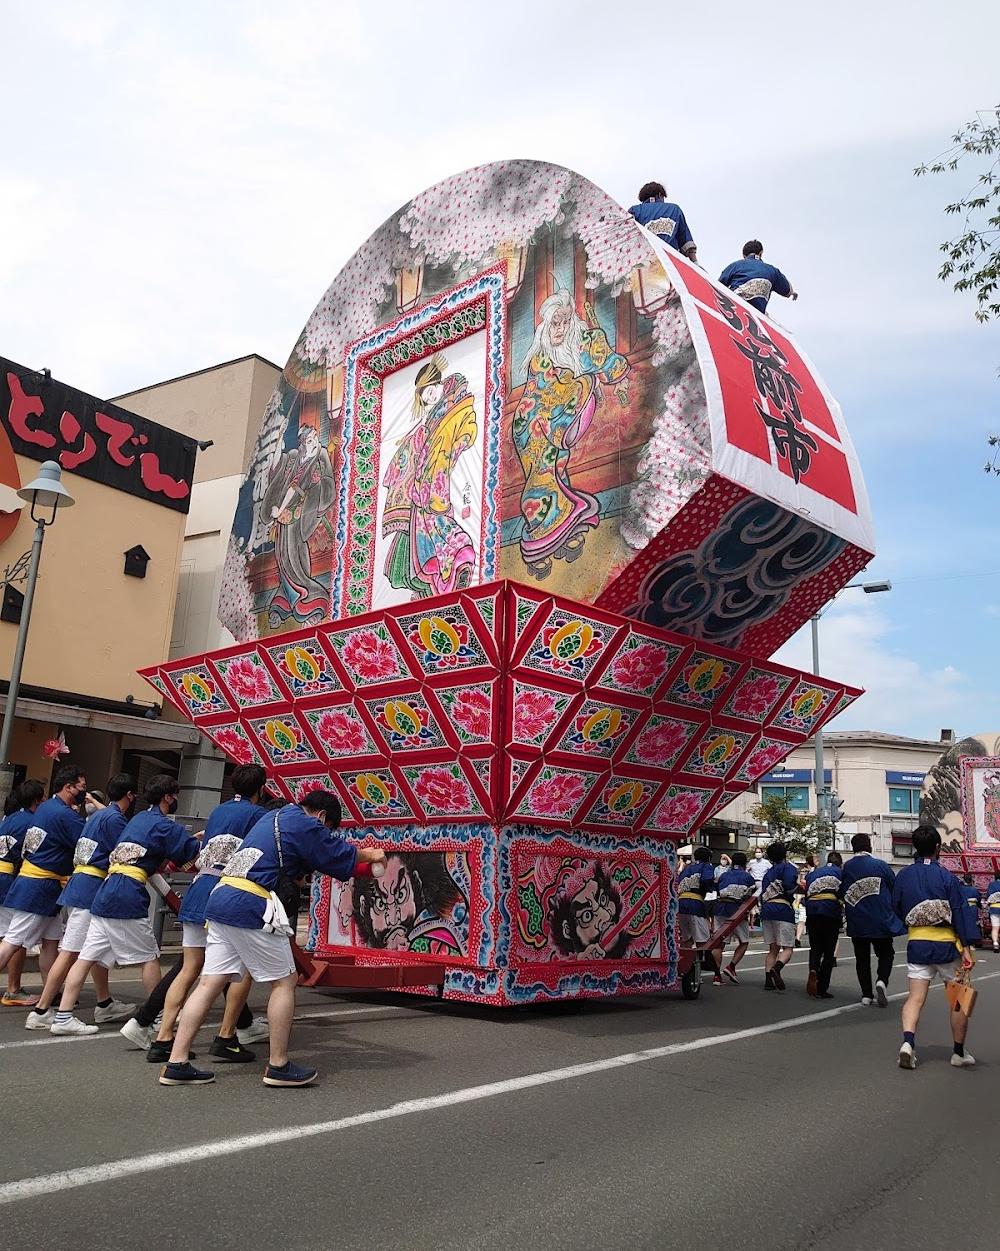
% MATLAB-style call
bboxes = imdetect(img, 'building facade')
[112,354,279,818]
[706,729,953,861]
[0,356,202,800]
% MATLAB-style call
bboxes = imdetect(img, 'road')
[2,944,998,1251]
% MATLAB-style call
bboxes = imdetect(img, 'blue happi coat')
[206,803,358,932]
[892,858,979,966]
[2,796,84,917]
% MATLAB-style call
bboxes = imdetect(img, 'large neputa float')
[144,161,873,1004]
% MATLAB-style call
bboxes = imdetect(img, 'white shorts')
[203,921,294,984]
[763,919,796,949]
[717,917,750,945]
[78,915,159,969]
[3,909,63,949]
[0,903,13,938]
[678,913,710,945]
[60,907,94,953]
[181,922,208,950]
[907,960,959,982]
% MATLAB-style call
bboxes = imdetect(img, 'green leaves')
[917,105,1000,324]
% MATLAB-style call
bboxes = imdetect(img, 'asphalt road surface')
[3,943,998,1251]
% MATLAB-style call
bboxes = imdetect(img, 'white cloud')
[773,604,992,738]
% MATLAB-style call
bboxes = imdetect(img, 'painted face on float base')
[564,876,615,950]
[366,855,417,949]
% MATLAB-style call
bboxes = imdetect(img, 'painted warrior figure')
[513,290,630,578]
[382,353,478,597]
[262,424,336,628]
[352,852,467,957]
[548,861,630,960]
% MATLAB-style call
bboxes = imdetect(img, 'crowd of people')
[627,179,798,316]
[0,759,992,1080]
[0,762,384,1088]
[677,827,991,1069]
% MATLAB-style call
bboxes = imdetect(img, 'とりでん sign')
[1,357,197,512]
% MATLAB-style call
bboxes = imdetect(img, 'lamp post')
[811,579,892,844]
[0,462,76,767]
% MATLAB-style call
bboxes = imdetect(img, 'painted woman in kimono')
[513,290,630,578]
[382,353,478,596]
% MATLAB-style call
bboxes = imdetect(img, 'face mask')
[166,797,178,815]
[85,802,98,817]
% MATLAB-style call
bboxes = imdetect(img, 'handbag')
[945,966,978,1018]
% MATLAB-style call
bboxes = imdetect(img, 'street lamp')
[0,462,76,766]
[811,579,892,838]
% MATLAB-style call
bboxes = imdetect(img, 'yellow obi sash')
[809,892,840,902]
[218,875,270,900]
[19,862,69,887]
[678,891,703,901]
[72,866,107,880]
[0,860,14,874]
[108,865,149,884]
[908,924,962,952]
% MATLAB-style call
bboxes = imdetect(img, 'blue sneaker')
[263,1060,317,1087]
[159,1061,216,1086]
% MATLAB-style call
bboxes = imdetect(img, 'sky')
[2,0,999,741]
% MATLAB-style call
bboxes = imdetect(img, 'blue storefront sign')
[885,770,926,786]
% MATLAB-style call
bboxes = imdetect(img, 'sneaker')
[723,963,739,985]
[120,1018,154,1050]
[875,979,888,1008]
[159,1061,215,1086]
[712,974,723,986]
[94,998,136,1024]
[25,1008,56,1030]
[147,1040,197,1063]
[237,1019,269,1045]
[806,970,818,997]
[898,1041,917,1069]
[147,1040,173,1064]
[993,944,999,954]
[50,1015,99,1036]
[860,996,875,1007]
[817,991,835,999]
[764,971,776,991]
[950,1051,976,1068]
[209,1035,257,1063]
[2,989,39,1008]
[263,1059,317,1087]
[771,966,786,992]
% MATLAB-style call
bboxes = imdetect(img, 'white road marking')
[4,969,997,1206]
[0,1004,416,1051]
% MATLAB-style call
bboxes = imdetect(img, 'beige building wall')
[170,475,243,659]
[113,355,280,484]
[112,353,280,662]
[111,355,279,817]
[0,457,185,702]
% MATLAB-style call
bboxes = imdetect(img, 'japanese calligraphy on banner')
[656,250,874,557]
[1,357,196,513]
